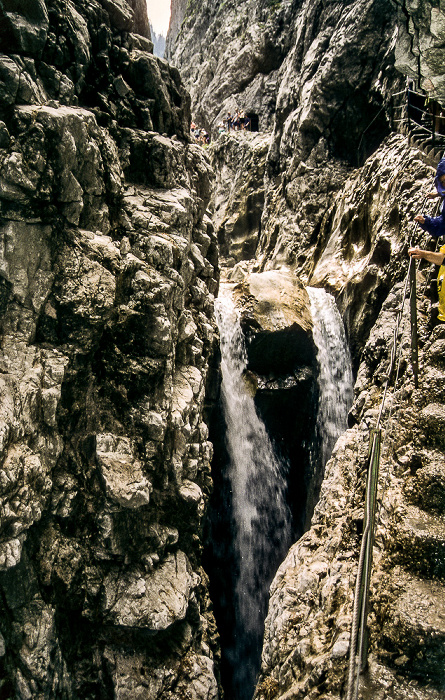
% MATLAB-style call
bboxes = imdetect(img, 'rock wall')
[310,134,434,366]
[168,1,445,699]
[168,0,405,357]
[3,0,445,698]
[254,138,445,700]
[253,0,401,283]
[394,0,445,104]
[209,131,271,265]
[166,0,296,132]
[0,2,220,699]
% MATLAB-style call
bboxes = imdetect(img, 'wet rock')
[209,131,271,263]
[96,433,152,508]
[231,270,317,391]
[99,0,134,31]
[395,0,445,103]
[256,276,445,700]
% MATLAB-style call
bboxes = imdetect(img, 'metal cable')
[346,431,380,700]
[345,194,436,700]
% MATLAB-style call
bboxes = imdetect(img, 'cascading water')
[214,290,292,700]
[308,286,354,467]
[208,284,353,700]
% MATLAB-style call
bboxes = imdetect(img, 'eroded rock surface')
[309,134,436,367]
[167,0,290,132]
[394,0,445,102]
[0,2,220,699]
[255,282,445,700]
[209,131,271,265]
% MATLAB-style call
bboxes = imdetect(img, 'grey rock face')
[256,285,445,700]
[309,134,434,366]
[168,1,445,698]
[0,1,220,699]
[167,0,400,146]
[209,131,271,264]
[0,0,188,135]
[168,0,406,364]
[0,0,49,57]
[394,0,445,104]
[250,139,445,700]
[167,0,283,131]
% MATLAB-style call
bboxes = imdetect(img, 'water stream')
[214,291,292,700]
[212,284,353,700]
[308,286,354,467]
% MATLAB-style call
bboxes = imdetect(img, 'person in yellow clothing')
[409,245,445,323]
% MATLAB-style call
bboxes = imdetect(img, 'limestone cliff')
[168,0,445,699]
[166,0,291,132]
[167,0,404,358]
[2,0,445,698]
[394,0,445,103]
[209,131,271,265]
[256,137,445,700]
[0,1,220,699]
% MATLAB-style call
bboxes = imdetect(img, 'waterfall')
[308,287,354,467]
[211,285,353,700]
[214,291,292,700]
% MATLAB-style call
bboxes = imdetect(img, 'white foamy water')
[214,290,291,696]
[308,287,354,466]
[214,285,353,699]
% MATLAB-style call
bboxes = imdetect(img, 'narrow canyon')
[0,1,444,699]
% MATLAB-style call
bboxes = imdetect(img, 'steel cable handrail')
[345,197,437,699]
[345,267,411,700]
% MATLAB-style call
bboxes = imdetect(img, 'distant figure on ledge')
[414,157,445,238]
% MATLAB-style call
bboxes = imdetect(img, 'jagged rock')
[102,551,199,629]
[167,0,294,132]
[96,433,153,508]
[394,0,445,104]
[0,0,49,57]
[128,0,151,38]
[209,131,271,264]
[0,56,21,112]
[99,0,134,31]
[0,1,220,698]
[167,1,445,699]
[309,135,435,366]
[255,283,445,700]
[105,648,219,700]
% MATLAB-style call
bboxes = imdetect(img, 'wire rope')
[345,188,439,699]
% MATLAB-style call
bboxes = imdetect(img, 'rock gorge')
[0,2,444,700]
[167,0,445,697]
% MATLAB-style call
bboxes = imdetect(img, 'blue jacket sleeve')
[419,214,445,238]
